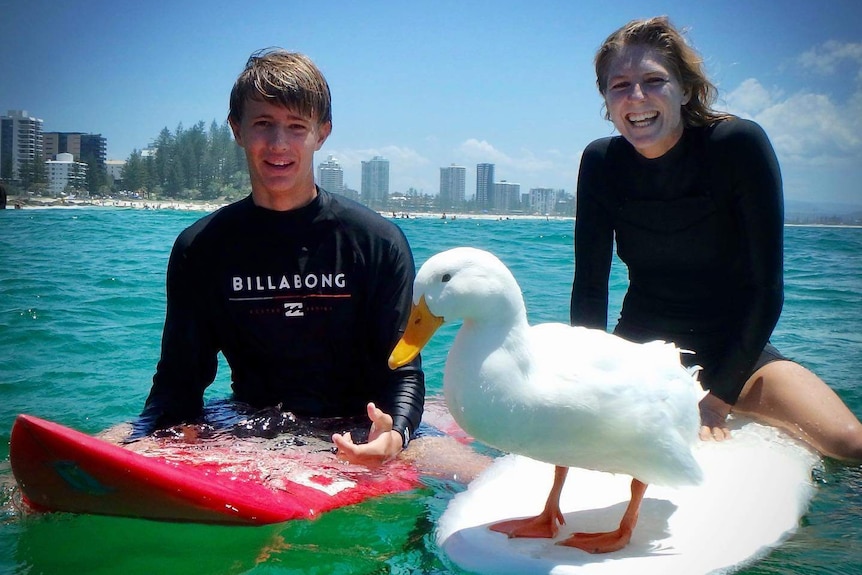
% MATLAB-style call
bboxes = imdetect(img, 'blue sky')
[2,0,861,207]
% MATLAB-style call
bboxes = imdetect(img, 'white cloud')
[328,145,429,169]
[722,40,862,169]
[724,78,776,117]
[759,92,859,163]
[457,139,513,165]
[798,40,862,76]
[322,145,433,193]
[724,77,861,167]
[457,139,557,176]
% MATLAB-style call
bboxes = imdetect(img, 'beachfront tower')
[361,155,389,208]
[476,163,494,211]
[317,155,344,194]
[493,180,521,213]
[439,164,466,210]
[0,110,44,183]
[46,153,88,196]
[43,132,107,173]
[43,131,108,193]
[529,187,558,215]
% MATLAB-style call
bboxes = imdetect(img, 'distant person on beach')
[571,16,862,461]
[136,48,424,466]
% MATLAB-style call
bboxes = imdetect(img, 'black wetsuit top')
[571,119,784,404]
[139,189,424,442]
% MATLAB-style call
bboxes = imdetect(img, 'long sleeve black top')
[139,189,424,440]
[571,119,784,404]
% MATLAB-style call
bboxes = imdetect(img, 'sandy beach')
[8,196,227,213]
[7,195,575,222]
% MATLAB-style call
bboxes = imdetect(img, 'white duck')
[389,247,705,553]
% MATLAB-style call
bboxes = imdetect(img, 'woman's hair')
[228,48,332,126]
[594,16,733,127]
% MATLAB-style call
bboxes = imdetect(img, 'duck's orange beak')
[388,295,444,369]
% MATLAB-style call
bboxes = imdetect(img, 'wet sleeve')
[133,234,218,436]
[370,230,425,446]
[571,140,616,330]
[707,120,784,404]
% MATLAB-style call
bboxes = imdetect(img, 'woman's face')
[603,44,690,159]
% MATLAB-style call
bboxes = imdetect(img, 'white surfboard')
[439,420,819,575]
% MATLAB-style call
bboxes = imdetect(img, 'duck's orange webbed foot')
[557,527,633,553]
[489,506,565,539]
[557,478,646,553]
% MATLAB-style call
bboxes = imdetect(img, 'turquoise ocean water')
[1,206,860,574]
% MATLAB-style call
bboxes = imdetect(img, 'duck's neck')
[447,313,532,394]
[444,314,533,443]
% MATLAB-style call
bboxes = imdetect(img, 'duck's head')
[388,247,524,369]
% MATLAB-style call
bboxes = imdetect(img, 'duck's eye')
[441,273,451,282]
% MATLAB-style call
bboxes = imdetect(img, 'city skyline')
[2,1,861,207]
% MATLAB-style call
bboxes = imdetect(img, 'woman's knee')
[820,424,862,462]
[735,361,862,461]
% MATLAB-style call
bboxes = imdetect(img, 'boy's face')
[230,97,331,207]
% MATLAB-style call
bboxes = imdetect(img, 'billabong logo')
[233,273,346,292]
[284,302,304,317]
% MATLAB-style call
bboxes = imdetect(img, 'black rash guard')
[571,118,784,404]
[139,189,424,443]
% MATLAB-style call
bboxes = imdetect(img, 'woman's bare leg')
[734,360,862,461]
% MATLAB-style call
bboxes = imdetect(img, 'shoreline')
[7,196,861,228]
[8,196,228,213]
[7,196,575,222]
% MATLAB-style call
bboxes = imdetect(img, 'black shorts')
[749,342,790,375]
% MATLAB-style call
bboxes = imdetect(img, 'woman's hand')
[332,402,403,467]
[699,392,732,441]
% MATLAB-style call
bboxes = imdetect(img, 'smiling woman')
[572,16,862,464]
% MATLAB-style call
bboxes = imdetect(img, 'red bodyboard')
[9,414,420,525]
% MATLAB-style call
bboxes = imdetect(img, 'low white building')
[106,159,126,182]
[46,153,88,196]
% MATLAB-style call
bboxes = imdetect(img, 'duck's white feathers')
[418,247,705,488]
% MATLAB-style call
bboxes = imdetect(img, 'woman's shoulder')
[700,118,776,165]
[583,135,631,165]
[706,117,771,147]
[702,118,781,191]
[584,134,625,153]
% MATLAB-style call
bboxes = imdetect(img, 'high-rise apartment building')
[475,163,494,210]
[494,180,521,213]
[361,155,389,207]
[0,110,44,182]
[43,132,107,175]
[529,187,559,215]
[317,155,344,194]
[439,164,466,210]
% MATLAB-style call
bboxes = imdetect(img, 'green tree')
[121,151,152,196]
[125,119,251,201]
[19,155,48,195]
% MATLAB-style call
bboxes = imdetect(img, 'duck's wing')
[523,323,704,485]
